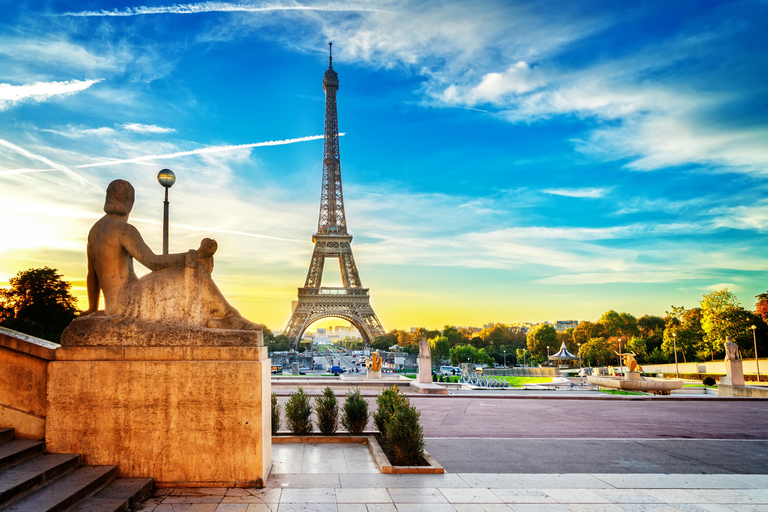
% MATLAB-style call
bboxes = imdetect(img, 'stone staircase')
[0,428,152,511]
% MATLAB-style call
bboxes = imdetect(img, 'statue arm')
[81,248,100,315]
[121,224,187,271]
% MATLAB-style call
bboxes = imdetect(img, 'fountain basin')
[587,372,683,394]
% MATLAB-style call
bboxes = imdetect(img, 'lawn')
[435,375,553,387]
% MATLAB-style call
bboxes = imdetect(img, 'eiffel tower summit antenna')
[284,45,385,348]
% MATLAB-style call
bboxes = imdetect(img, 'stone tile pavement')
[135,444,768,512]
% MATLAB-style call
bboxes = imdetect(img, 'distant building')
[554,320,579,332]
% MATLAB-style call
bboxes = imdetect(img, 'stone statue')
[722,336,745,386]
[724,338,741,360]
[62,179,262,347]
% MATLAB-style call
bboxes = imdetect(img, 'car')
[299,367,310,374]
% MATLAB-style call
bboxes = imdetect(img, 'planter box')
[271,433,444,474]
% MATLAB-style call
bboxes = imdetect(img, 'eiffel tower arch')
[284,44,385,348]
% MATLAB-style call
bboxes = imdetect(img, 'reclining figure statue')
[61,179,262,347]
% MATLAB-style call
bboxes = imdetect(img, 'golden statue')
[615,351,642,373]
[370,352,383,371]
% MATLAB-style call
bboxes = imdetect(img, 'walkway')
[136,444,768,512]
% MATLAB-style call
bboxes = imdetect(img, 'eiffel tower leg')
[304,246,326,289]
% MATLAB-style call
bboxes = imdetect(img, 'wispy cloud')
[0,79,102,110]
[543,187,609,199]
[0,138,94,186]
[122,123,176,134]
[58,2,385,17]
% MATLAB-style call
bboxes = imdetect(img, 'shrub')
[284,387,313,435]
[373,386,402,436]
[314,387,339,435]
[341,388,369,434]
[271,392,280,435]
[385,399,425,466]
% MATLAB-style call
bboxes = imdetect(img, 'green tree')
[662,307,704,363]
[449,345,492,366]
[598,310,640,339]
[429,335,450,363]
[700,289,744,358]
[0,267,79,342]
[526,324,558,361]
[579,337,611,366]
[442,325,467,347]
[638,315,665,353]
[624,336,647,361]
[572,321,607,345]
[372,333,395,351]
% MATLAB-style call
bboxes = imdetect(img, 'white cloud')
[0,79,102,110]
[122,123,177,134]
[543,187,608,199]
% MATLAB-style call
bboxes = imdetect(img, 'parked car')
[299,367,310,375]
[439,366,459,376]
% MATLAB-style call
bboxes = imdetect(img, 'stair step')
[70,478,154,512]
[0,441,44,472]
[0,453,81,509]
[1,465,117,512]
[0,429,13,445]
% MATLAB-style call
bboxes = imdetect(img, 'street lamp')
[157,169,176,255]
[547,346,550,367]
[503,350,506,368]
[672,332,679,378]
[751,325,760,382]
[617,338,622,375]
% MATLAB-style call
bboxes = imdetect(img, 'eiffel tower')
[284,43,385,347]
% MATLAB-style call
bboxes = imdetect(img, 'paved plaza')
[137,443,768,511]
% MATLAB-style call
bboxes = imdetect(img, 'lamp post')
[751,325,760,382]
[157,169,176,255]
[503,350,506,368]
[672,332,679,378]
[547,346,550,367]
[617,337,622,375]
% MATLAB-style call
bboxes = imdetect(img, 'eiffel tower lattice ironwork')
[284,43,385,347]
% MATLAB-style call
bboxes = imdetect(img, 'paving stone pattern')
[135,444,768,512]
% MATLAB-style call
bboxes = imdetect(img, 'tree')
[572,321,607,345]
[624,337,647,361]
[598,310,640,339]
[662,306,704,362]
[0,267,79,342]
[700,289,744,358]
[429,335,450,363]
[756,292,768,323]
[579,337,611,366]
[449,345,492,366]
[372,333,397,351]
[638,315,665,353]
[442,325,467,347]
[526,324,557,361]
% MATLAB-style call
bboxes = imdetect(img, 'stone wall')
[717,384,768,398]
[0,326,58,439]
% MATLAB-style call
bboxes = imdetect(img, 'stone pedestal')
[418,353,432,384]
[624,371,643,381]
[721,359,745,386]
[368,369,382,379]
[46,346,271,487]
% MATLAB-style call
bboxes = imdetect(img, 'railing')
[298,287,369,296]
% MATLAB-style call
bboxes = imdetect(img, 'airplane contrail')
[0,134,335,176]
[59,2,384,16]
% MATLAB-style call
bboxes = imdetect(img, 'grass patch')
[404,374,417,379]
[499,376,553,387]
[599,389,649,396]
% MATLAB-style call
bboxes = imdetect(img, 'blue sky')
[1,0,767,331]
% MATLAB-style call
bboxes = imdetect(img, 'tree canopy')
[0,267,79,342]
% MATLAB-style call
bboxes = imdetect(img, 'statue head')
[104,179,135,217]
